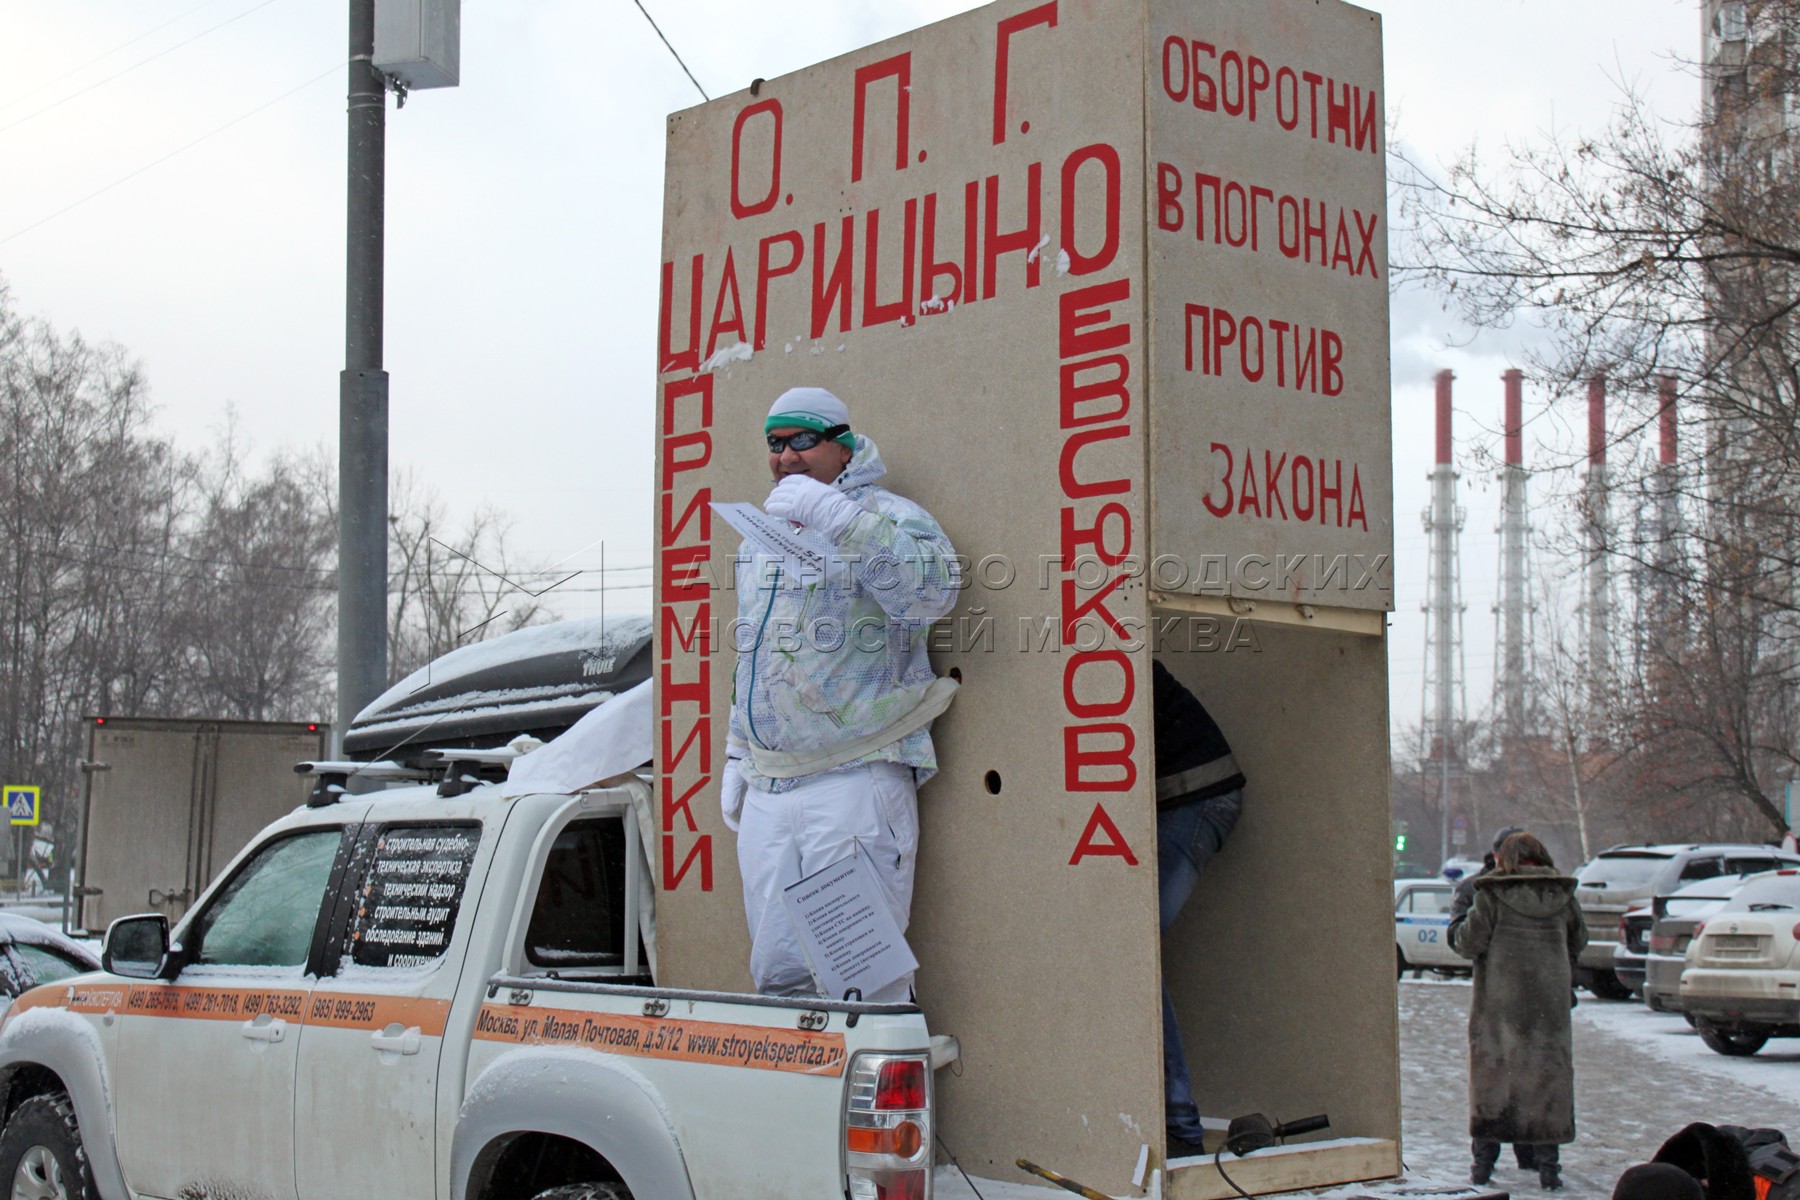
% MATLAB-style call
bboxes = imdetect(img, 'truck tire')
[1697,1025,1769,1057]
[530,1186,630,1200]
[0,1092,96,1200]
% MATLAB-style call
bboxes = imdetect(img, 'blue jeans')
[1159,787,1243,1141]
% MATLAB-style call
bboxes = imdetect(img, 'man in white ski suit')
[721,387,959,1001]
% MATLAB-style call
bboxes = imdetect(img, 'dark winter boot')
[1471,1138,1501,1186]
[1514,1144,1539,1169]
[1535,1144,1562,1191]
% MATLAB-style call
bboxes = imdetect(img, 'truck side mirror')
[103,914,174,980]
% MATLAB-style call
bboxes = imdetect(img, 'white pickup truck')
[0,773,953,1200]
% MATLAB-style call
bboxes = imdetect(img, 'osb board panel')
[1144,0,1394,612]
[655,1,1163,1190]
[1156,622,1401,1145]
[1167,1138,1401,1200]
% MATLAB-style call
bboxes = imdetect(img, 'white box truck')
[73,717,328,933]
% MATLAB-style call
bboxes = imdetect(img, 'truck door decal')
[474,1002,848,1076]
[124,985,309,1022]
[6,983,449,1035]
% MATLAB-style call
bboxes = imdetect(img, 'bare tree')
[0,282,190,848]
[386,472,550,686]
[1397,5,1800,839]
[182,425,337,721]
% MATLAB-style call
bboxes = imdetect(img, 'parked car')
[0,912,98,1002]
[1573,845,1800,998]
[1394,879,1466,977]
[1679,871,1800,1055]
[1642,875,1766,1016]
[1614,905,1653,996]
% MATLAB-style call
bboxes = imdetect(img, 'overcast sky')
[0,0,1702,733]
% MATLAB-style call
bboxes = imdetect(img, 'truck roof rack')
[296,741,545,803]
[295,759,435,807]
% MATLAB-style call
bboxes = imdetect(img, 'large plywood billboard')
[655,0,1394,1193]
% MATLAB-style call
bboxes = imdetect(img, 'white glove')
[765,474,864,542]
[721,756,748,832]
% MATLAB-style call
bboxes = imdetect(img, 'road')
[1399,978,1800,1194]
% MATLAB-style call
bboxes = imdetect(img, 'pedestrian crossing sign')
[5,786,39,827]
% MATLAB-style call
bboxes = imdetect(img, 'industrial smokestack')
[1585,374,1611,701]
[1435,369,1455,466]
[1424,368,1466,864]
[1504,368,1524,468]
[1588,376,1607,466]
[1659,376,1678,466]
[1496,368,1530,738]
[1651,375,1681,632]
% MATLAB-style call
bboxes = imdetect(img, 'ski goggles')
[766,425,850,453]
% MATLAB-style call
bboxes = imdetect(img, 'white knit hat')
[766,387,854,446]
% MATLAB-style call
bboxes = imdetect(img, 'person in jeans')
[1152,659,1246,1156]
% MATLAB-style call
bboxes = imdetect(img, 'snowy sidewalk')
[1399,978,1800,1196]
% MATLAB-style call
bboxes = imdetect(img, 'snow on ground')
[1574,996,1800,1109]
[1399,979,1800,1197]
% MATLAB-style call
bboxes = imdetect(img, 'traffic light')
[1393,819,1409,854]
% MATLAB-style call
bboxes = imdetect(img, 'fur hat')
[1613,1164,1705,1200]
[1652,1123,1756,1200]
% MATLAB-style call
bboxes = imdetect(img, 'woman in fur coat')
[1450,831,1587,1190]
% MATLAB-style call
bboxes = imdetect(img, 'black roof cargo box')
[343,615,652,765]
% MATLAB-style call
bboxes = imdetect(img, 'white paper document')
[710,501,834,574]
[781,841,918,1000]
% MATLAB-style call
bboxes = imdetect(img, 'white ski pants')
[736,760,919,1002]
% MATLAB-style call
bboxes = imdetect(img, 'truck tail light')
[845,1051,932,1200]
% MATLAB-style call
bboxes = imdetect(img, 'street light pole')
[336,0,389,753]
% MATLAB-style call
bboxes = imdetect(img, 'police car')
[1395,879,1466,976]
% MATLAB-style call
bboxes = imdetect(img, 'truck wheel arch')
[0,1035,130,1200]
[454,1050,695,1200]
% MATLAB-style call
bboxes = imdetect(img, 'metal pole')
[337,0,389,755]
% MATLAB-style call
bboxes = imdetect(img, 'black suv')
[1573,845,1800,999]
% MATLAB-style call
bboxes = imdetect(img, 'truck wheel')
[1697,1025,1769,1057]
[530,1186,630,1200]
[0,1092,96,1200]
